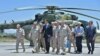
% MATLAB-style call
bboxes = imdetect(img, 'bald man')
[16,24,25,53]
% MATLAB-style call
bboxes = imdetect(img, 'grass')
[0,36,28,42]
[0,36,16,42]
[94,36,100,43]
[82,36,100,43]
[0,36,100,43]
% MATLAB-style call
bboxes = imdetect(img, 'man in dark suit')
[42,20,53,54]
[86,21,96,54]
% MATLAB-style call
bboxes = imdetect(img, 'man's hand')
[28,33,31,38]
[77,33,82,36]
[93,35,96,41]
[48,35,51,38]
[92,37,95,41]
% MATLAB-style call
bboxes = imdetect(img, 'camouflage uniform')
[50,25,57,52]
[30,25,39,53]
[37,24,45,52]
[16,28,25,52]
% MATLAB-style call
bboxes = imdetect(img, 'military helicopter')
[0,6,100,46]
[0,6,100,28]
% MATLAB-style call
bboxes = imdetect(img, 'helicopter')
[0,6,100,46]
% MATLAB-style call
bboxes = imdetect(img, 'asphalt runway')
[0,42,100,56]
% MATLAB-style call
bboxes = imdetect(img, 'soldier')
[29,22,39,53]
[16,24,25,53]
[60,21,67,54]
[37,23,45,52]
[51,22,57,52]
[56,21,67,55]
[55,21,60,54]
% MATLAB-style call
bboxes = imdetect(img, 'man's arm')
[81,27,85,36]
[22,28,25,36]
[74,27,77,36]
[16,29,18,37]
[28,28,32,38]
[85,26,89,38]
[93,27,96,41]
[42,25,45,33]
[49,25,53,37]
[94,27,96,35]
[66,25,71,35]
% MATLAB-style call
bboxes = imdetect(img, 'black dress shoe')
[76,51,82,54]
[56,51,59,54]
[45,52,49,54]
[23,49,25,52]
[77,52,80,54]
[74,51,77,53]
[79,52,82,54]
[32,50,35,53]
[74,51,78,54]
[61,52,66,55]
[88,51,91,54]
[91,51,93,54]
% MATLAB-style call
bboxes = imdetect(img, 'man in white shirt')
[74,22,84,54]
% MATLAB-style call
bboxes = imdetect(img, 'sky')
[0,0,100,33]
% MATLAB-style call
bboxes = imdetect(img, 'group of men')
[16,20,96,55]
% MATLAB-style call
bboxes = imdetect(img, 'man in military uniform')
[60,22,67,53]
[50,22,58,52]
[37,23,45,52]
[29,22,39,53]
[56,21,67,55]
[51,21,60,54]
[16,24,25,53]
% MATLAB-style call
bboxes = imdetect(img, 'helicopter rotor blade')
[15,7,46,10]
[59,9,100,21]
[0,8,46,14]
[60,8,100,12]
[0,10,16,14]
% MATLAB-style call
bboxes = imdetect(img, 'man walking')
[54,21,60,54]
[65,23,76,53]
[29,22,39,53]
[51,22,57,52]
[74,22,84,54]
[57,21,67,55]
[37,23,45,52]
[16,24,25,53]
[42,20,53,54]
[86,21,96,54]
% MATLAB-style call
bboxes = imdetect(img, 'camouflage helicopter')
[0,6,100,46]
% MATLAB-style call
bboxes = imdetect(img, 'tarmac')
[0,42,100,56]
